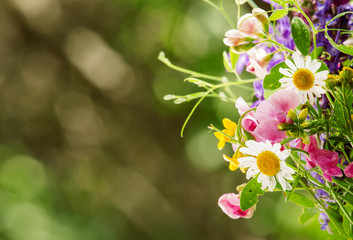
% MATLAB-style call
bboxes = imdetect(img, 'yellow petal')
[217,140,225,150]
[229,163,238,171]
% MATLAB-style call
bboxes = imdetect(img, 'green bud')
[277,123,293,131]
[252,8,269,33]
[287,109,298,121]
[339,67,353,86]
[300,121,311,128]
[288,130,299,138]
[298,108,308,121]
[301,132,310,145]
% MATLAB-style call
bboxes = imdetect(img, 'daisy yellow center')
[256,151,280,176]
[292,69,315,90]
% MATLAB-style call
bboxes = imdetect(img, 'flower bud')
[339,67,353,86]
[277,123,293,131]
[163,94,176,100]
[300,121,311,128]
[326,75,340,89]
[287,109,298,121]
[301,132,310,145]
[298,108,308,121]
[252,8,269,33]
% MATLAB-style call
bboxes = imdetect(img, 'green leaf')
[327,207,346,236]
[269,9,288,21]
[325,11,353,56]
[309,46,324,58]
[288,192,315,208]
[240,177,265,211]
[263,89,277,99]
[280,137,295,145]
[299,207,319,224]
[263,62,287,90]
[340,203,353,237]
[223,51,233,72]
[291,17,311,56]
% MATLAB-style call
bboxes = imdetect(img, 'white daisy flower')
[279,52,329,103]
[238,140,295,192]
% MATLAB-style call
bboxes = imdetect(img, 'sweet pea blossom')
[253,89,300,143]
[300,136,343,182]
[218,193,255,219]
[223,11,265,49]
[237,13,263,36]
[246,47,269,79]
[236,90,300,143]
[344,162,353,178]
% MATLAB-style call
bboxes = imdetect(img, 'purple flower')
[236,53,249,74]
[319,212,332,233]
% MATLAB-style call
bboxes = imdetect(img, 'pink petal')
[268,90,300,114]
[344,162,353,178]
[218,193,254,219]
[253,120,286,143]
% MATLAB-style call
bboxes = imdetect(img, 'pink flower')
[223,29,248,47]
[235,90,300,143]
[309,150,342,182]
[300,135,319,168]
[299,136,343,182]
[237,13,263,36]
[246,47,269,79]
[235,97,258,132]
[253,90,300,143]
[344,162,353,178]
[218,193,255,219]
[223,11,264,48]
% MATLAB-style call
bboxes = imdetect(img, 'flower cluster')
[161,0,353,237]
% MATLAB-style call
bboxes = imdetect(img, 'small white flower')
[279,52,329,103]
[238,140,295,191]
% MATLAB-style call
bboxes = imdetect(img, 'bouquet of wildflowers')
[160,0,353,237]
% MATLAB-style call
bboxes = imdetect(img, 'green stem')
[264,39,295,54]
[329,183,353,226]
[158,52,224,81]
[181,79,258,137]
[299,179,345,235]
[333,179,353,196]
[203,0,236,29]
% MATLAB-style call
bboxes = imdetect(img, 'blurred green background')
[0,0,330,239]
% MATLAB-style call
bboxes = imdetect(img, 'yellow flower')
[223,151,246,173]
[214,118,237,150]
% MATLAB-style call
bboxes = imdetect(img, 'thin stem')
[329,183,353,226]
[264,39,295,54]
[203,0,236,29]
[299,179,345,235]
[158,52,224,81]
[180,79,259,137]
[247,0,259,9]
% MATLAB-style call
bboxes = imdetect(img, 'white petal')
[308,92,315,103]
[276,173,287,190]
[278,149,291,160]
[305,56,312,69]
[314,71,329,81]
[279,68,294,77]
[309,60,321,73]
[293,52,304,69]
[277,173,292,191]
[238,157,256,168]
[285,59,297,71]
[268,176,277,191]
[246,165,260,179]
